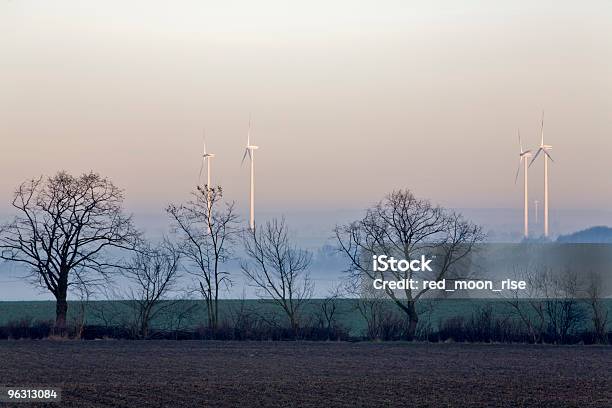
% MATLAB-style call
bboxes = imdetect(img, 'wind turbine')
[529,111,554,237]
[242,118,259,230]
[198,131,215,188]
[198,132,216,233]
[515,130,532,238]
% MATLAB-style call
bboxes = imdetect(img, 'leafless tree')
[584,270,609,344]
[541,268,584,343]
[334,189,484,339]
[123,240,182,339]
[504,265,547,343]
[167,185,239,330]
[316,285,344,338]
[0,171,138,331]
[241,218,313,336]
[506,265,588,344]
[351,281,388,340]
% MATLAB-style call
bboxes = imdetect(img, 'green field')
[1,298,609,336]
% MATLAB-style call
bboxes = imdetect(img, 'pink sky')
[1,1,611,216]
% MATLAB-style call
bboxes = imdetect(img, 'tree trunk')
[212,296,218,332]
[405,301,419,340]
[55,297,68,334]
[54,274,69,336]
[141,321,149,339]
[290,316,299,340]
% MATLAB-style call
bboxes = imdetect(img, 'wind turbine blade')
[247,115,251,146]
[518,129,523,154]
[203,128,207,154]
[544,150,554,162]
[198,158,205,182]
[540,110,545,146]
[515,158,522,184]
[529,148,543,167]
[241,148,248,165]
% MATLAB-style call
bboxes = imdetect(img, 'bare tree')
[167,185,239,330]
[241,218,313,336]
[0,171,138,331]
[585,270,609,344]
[504,265,547,343]
[506,265,589,344]
[334,189,483,339]
[123,241,181,339]
[316,285,344,339]
[352,281,388,340]
[541,268,584,343]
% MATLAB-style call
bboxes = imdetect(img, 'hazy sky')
[1,0,611,218]
[2,1,612,300]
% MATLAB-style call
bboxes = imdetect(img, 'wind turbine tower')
[515,130,532,238]
[529,112,554,237]
[242,118,259,230]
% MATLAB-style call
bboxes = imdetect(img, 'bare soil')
[0,341,610,407]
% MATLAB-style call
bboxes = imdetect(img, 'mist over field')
[2,206,612,300]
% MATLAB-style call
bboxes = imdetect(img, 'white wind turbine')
[515,130,532,238]
[529,112,554,237]
[242,118,259,230]
[198,132,215,233]
[198,131,215,188]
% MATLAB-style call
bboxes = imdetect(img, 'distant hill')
[556,226,612,243]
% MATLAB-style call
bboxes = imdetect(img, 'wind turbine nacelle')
[248,145,259,150]
[542,145,552,150]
